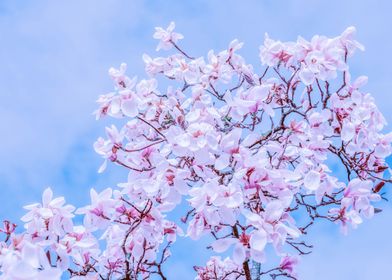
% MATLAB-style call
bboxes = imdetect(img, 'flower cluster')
[1,23,390,279]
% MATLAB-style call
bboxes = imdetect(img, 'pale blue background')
[1,1,392,279]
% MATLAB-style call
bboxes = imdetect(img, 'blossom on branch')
[1,24,391,280]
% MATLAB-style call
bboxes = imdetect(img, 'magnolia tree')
[0,23,391,280]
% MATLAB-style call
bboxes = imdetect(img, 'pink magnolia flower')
[76,188,116,230]
[153,21,184,51]
[21,188,75,239]
[280,254,299,275]
[0,240,62,280]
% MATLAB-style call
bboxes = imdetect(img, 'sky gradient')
[1,1,391,279]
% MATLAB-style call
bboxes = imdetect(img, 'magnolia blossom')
[153,21,184,51]
[21,188,75,242]
[0,240,62,280]
[1,24,390,280]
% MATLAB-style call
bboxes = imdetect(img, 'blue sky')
[1,1,392,279]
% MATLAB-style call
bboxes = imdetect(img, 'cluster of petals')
[1,22,390,279]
